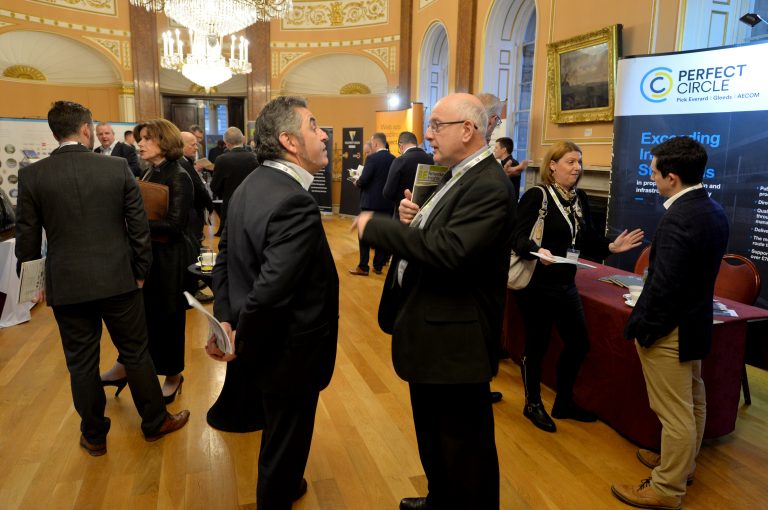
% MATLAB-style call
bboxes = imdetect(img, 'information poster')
[340,127,363,216]
[310,127,333,214]
[0,119,134,204]
[608,42,768,306]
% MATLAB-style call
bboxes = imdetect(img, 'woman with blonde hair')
[512,140,643,432]
[101,119,195,403]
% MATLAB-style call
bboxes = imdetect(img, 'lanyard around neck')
[546,185,578,247]
[262,159,304,186]
[411,148,492,229]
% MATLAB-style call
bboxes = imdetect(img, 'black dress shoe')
[293,478,308,501]
[400,497,430,510]
[551,400,598,422]
[523,402,557,432]
[490,391,503,403]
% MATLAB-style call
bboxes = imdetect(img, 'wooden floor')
[1,215,767,509]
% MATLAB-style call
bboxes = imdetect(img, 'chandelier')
[162,29,252,90]
[129,1,294,33]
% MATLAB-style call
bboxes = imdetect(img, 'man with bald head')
[94,122,141,177]
[178,131,214,241]
[210,126,258,233]
[354,93,516,510]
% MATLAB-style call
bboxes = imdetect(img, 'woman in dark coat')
[101,119,195,403]
[512,140,643,433]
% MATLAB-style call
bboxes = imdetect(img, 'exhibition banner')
[310,127,333,214]
[0,118,133,205]
[608,42,768,306]
[340,127,363,216]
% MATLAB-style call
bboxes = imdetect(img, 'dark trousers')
[256,389,320,510]
[515,281,590,403]
[145,304,186,376]
[409,382,499,510]
[358,210,391,271]
[52,290,166,442]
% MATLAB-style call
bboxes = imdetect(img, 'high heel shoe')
[102,377,128,397]
[163,376,184,404]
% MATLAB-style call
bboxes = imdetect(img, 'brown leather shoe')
[79,434,106,456]
[611,478,681,510]
[637,449,694,485]
[349,266,369,276]
[144,410,191,442]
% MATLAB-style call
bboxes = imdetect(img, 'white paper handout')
[529,251,596,269]
[17,257,46,304]
[183,291,232,354]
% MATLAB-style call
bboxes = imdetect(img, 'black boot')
[521,356,556,433]
[551,397,598,422]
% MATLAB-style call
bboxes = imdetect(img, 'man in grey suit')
[355,93,516,510]
[612,137,729,510]
[15,101,189,457]
[207,96,339,508]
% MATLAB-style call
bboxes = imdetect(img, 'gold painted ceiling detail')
[0,9,130,36]
[28,0,116,16]
[419,0,437,8]
[273,51,309,77]
[271,34,399,49]
[3,65,46,80]
[340,82,371,95]
[0,21,14,28]
[190,84,218,95]
[85,37,121,62]
[121,41,131,70]
[364,46,396,73]
[282,0,387,30]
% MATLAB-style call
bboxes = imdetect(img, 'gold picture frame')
[547,24,622,124]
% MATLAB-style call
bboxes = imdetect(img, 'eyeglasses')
[427,119,478,133]
[491,115,502,127]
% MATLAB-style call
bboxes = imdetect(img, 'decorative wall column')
[399,0,413,106]
[129,4,161,120]
[455,0,477,93]
[118,82,136,123]
[247,22,271,121]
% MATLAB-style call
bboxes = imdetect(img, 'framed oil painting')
[547,24,622,123]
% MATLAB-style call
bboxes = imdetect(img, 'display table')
[0,238,34,328]
[501,260,768,449]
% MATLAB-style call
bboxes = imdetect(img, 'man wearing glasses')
[354,93,516,510]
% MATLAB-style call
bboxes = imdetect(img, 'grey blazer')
[15,144,151,306]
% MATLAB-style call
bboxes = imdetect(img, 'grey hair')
[255,96,307,163]
[476,92,502,118]
[454,96,488,134]
[223,126,244,145]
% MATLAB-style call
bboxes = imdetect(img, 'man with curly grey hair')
[207,96,339,509]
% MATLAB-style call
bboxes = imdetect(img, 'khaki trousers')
[636,328,706,498]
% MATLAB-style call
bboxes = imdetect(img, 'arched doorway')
[419,22,449,150]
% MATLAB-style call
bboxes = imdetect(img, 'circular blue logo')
[640,67,674,103]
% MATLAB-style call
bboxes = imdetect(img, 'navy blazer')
[625,187,729,361]
[363,154,516,384]
[383,147,434,220]
[213,165,339,394]
[357,149,396,212]
[15,144,151,306]
[96,141,141,177]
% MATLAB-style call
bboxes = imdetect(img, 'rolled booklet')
[529,251,596,269]
[183,291,232,354]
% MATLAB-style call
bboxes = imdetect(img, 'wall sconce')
[387,90,401,110]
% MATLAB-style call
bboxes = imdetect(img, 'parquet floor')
[1,215,766,509]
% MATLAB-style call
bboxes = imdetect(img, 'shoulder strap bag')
[507,186,547,290]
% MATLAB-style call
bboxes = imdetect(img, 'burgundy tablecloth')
[501,261,768,449]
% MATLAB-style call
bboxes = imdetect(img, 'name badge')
[566,248,580,261]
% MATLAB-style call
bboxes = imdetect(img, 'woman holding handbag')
[101,119,195,403]
[512,140,642,433]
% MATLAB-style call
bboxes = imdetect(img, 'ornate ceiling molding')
[339,82,371,95]
[419,0,438,8]
[27,0,116,16]
[3,65,46,80]
[282,0,387,30]
[271,34,399,49]
[0,9,130,36]
[0,21,14,28]
[363,46,397,73]
[271,51,309,77]
[84,36,121,62]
